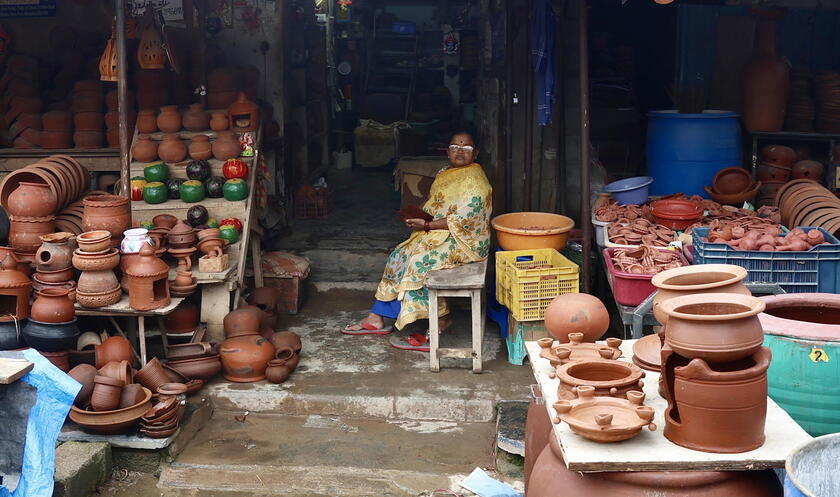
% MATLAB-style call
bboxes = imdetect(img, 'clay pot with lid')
[220,334,276,382]
[6,182,57,217]
[167,220,196,248]
[158,133,187,163]
[212,131,240,161]
[156,105,181,133]
[136,110,157,134]
[210,112,228,131]
[544,293,609,343]
[188,134,212,160]
[35,232,74,272]
[651,264,750,324]
[132,134,159,162]
[183,103,210,132]
[31,288,75,323]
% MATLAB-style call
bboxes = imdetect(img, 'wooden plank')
[425,259,487,290]
[75,296,184,316]
[524,340,813,472]
[0,358,33,384]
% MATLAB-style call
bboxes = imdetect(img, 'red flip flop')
[342,321,393,336]
[389,333,430,352]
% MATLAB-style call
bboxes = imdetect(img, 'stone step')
[158,412,520,497]
[300,248,389,283]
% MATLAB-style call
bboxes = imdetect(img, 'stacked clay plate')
[777,179,840,235]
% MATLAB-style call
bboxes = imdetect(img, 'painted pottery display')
[31,288,75,323]
[132,134,159,162]
[212,131,240,161]
[120,228,153,254]
[183,103,210,131]
[134,357,172,392]
[6,182,57,217]
[743,9,789,132]
[22,318,79,352]
[69,387,151,435]
[188,134,212,160]
[165,354,222,381]
[98,359,133,386]
[544,293,609,343]
[223,307,262,338]
[554,359,645,400]
[9,215,56,253]
[83,195,130,242]
[68,363,98,407]
[158,133,187,163]
[552,387,655,443]
[0,254,32,320]
[210,112,228,131]
[125,244,170,311]
[651,264,750,324]
[95,336,133,368]
[661,292,765,363]
[0,318,25,350]
[219,335,276,382]
[156,105,181,133]
[227,92,259,132]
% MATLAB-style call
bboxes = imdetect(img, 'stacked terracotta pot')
[104,90,136,148]
[70,80,104,149]
[140,382,186,438]
[73,230,122,308]
[135,69,171,111]
[42,111,73,149]
[705,166,760,207]
[5,181,57,268]
[815,71,840,133]
[2,56,43,149]
[777,180,840,234]
[786,68,815,132]
[33,232,77,301]
[23,286,79,372]
[82,193,130,247]
[754,144,796,207]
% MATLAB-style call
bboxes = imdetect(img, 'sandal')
[389,333,430,352]
[341,321,393,336]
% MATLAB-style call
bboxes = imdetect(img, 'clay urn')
[0,254,33,320]
[136,109,157,134]
[227,92,260,132]
[223,307,261,338]
[742,9,789,132]
[270,331,301,355]
[188,134,212,160]
[125,244,170,311]
[35,232,74,272]
[210,112,228,131]
[132,134,159,162]
[651,264,750,324]
[212,130,240,161]
[544,293,609,343]
[220,335,276,382]
[158,133,187,163]
[31,288,75,323]
[183,103,210,132]
[265,359,292,384]
[156,105,182,133]
[7,182,58,217]
[68,364,98,407]
[95,335,134,369]
[119,383,146,409]
[82,195,130,242]
[90,375,124,411]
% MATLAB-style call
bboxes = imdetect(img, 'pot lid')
[0,254,31,288]
[168,220,195,236]
[125,244,169,278]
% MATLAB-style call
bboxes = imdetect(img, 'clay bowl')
[631,334,661,369]
[140,426,178,439]
[165,354,222,381]
[31,278,76,301]
[77,231,112,252]
[712,167,753,195]
[72,248,120,271]
[134,357,172,392]
[649,200,703,231]
[68,387,152,435]
[153,214,178,229]
[98,359,133,385]
[793,200,840,228]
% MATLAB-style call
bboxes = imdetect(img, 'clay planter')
[98,359,133,386]
[212,131,240,161]
[134,357,172,392]
[76,231,112,253]
[6,181,57,217]
[77,270,119,294]
[552,387,655,443]
[95,336,133,369]
[712,167,752,195]
[165,354,222,381]
[220,335,276,382]
[68,387,152,435]
[68,363,98,407]
[119,383,146,409]
[0,318,26,350]
[158,133,187,163]
[132,134,159,162]
[82,195,130,241]
[270,331,301,354]
[90,375,124,411]
[651,264,750,324]
[544,293,609,343]
[35,232,74,272]
[136,110,157,134]
[183,104,210,132]
[223,307,262,338]
[188,134,212,160]
[41,350,70,372]
[661,292,765,363]
[156,105,182,133]
[31,288,75,323]
[265,360,292,384]
[554,359,645,401]
[210,112,228,131]
[72,248,120,271]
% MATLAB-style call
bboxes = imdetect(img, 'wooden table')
[76,296,184,366]
[525,340,812,472]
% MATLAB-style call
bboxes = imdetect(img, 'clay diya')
[554,359,645,400]
[545,333,622,366]
[553,387,656,443]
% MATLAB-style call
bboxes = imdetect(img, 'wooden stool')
[426,259,487,373]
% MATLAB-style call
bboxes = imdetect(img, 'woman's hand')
[404,218,427,231]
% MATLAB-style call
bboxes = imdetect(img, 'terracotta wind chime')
[137,15,166,70]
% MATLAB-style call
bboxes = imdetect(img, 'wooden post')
[578,0,592,293]
[116,0,130,207]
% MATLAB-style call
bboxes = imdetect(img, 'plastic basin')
[603,176,653,205]
[491,212,575,251]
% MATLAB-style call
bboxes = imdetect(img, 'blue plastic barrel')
[647,110,742,197]
[784,433,840,496]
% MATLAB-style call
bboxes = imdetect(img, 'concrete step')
[299,247,389,283]
[158,413,519,497]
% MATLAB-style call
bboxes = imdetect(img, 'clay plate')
[775,179,821,213]
[794,200,840,228]
[632,334,661,368]
[804,209,840,230]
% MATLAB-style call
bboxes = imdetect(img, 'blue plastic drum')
[647,110,742,197]
[784,433,840,496]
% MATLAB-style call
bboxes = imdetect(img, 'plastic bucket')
[784,433,840,496]
[603,176,653,205]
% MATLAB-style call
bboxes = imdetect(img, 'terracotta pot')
[23,318,79,352]
[210,112,228,131]
[91,375,123,411]
[8,216,55,254]
[792,160,825,181]
[247,287,280,315]
[77,331,102,351]
[41,350,70,372]
[35,232,74,272]
[76,231,112,253]
[82,195,130,241]
[544,293,609,343]
[220,335,276,382]
[104,110,137,130]
[158,133,187,163]
[75,287,122,308]
[743,10,790,132]
[119,383,145,409]
[136,110,157,134]
[270,331,301,355]
[42,111,73,130]
[68,363,98,407]
[152,214,178,229]
[72,248,120,272]
[77,269,119,294]
[712,167,752,195]
[134,357,172,392]
[164,302,199,333]
[223,307,262,338]
[212,131,240,161]
[31,288,74,323]
[98,359,133,386]
[167,220,196,248]
[524,386,550,493]
[7,182,57,217]
[761,144,796,167]
[95,335,133,369]
[74,112,104,131]
[265,361,291,384]
[73,130,104,149]
[555,359,645,400]
[661,292,765,363]
[188,134,212,160]
[165,354,222,381]
[34,267,73,283]
[132,134,159,162]
[69,386,152,435]
[41,130,73,149]
[183,103,210,132]
[651,264,750,324]
[156,105,181,133]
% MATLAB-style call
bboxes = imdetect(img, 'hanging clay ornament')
[137,17,165,70]
[99,21,118,82]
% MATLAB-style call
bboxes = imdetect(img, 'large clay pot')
[525,386,550,493]
[41,350,70,372]
[132,134,159,162]
[270,331,301,354]
[35,232,74,272]
[220,335,276,382]
[651,264,750,324]
[188,134,212,160]
[223,307,262,338]
[212,130,240,161]
[158,133,187,163]
[22,318,79,352]
[136,110,157,134]
[661,292,765,363]
[156,105,181,133]
[68,363,97,407]
[210,112,228,131]
[183,103,210,132]
[544,293,609,343]
[528,429,783,496]
[31,288,75,323]
[9,216,56,253]
[82,195,130,242]
[6,182,57,217]
[742,9,789,133]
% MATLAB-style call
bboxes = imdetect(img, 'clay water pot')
[134,357,171,392]
[661,292,765,363]
[270,331,301,355]
[98,359,133,385]
[41,350,70,372]
[35,232,74,272]
[554,359,645,400]
[31,288,75,323]
[223,307,262,338]
[136,110,157,134]
[165,354,222,381]
[651,264,750,324]
[210,112,228,131]
[95,335,133,368]
[265,360,291,384]
[742,10,789,132]
[119,383,145,409]
[156,105,181,133]
[188,134,212,160]
[91,375,123,411]
[132,134,159,162]
[544,293,609,343]
[0,318,25,350]
[83,195,130,241]
[158,133,187,163]
[22,318,79,352]
[212,131,240,161]
[6,182,57,217]
[183,103,210,132]
[68,363,98,407]
[77,270,119,294]
[220,335,276,382]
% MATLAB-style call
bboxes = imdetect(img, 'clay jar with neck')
[651,264,750,325]
[210,112,228,131]
[132,134,159,162]
[220,334,276,382]
[136,110,158,134]
[188,134,212,160]
[7,182,57,217]
[212,131,240,161]
[743,8,789,133]
[183,103,210,132]
[156,105,182,133]
[158,133,187,163]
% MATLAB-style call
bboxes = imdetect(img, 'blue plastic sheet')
[0,349,80,497]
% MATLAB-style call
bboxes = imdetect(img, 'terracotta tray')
[553,386,656,443]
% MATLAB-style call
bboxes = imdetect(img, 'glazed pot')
[78,270,119,294]
[270,331,301,355]
[91,375,123,411]
[120,228,153,254]
[95,335,133,369]
[158,133,187,163]
[35,232,74,272]
[212,131,240,161]
[6,182,57,217]
[165,354,222,381]
[188,134,212,160]
[651,264,750,324]
[164,302,199,333]
[156,105,181,133]
[31,288,75,323]
[223,307,262,338]
[132,134,159,162]
[98,359,133,386]
[220,335,276,382]
[554,359,645,400]
[661,292,765,363]
[68,363,98,407]
[649,199,704,231]
[82,195,130,242]
[210,112,228,131]
[0,318,26,350]
[544,293,609,343]
[22,318,80,352]
[136,110,157,134]
[41,350,70,372]
[119,383,146,409]
[9,216,56,253]
[742,10,789,133]
[134,357,172,392]
[183,103,210,132]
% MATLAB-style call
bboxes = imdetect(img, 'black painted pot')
[0,318,26,350]
[22,318,79,352]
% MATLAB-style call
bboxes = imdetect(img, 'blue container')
[603,176,653,205]
[784,433,840,496]
[647,110,741,197]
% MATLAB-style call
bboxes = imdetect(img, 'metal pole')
[523,0,534,211]
[504,0,513,213]
[578,0,592,293]
[116,0,130,203]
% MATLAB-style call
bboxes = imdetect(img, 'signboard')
[0,0,56,18]
[129,0,184,21]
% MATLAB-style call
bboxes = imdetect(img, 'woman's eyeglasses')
[448,145,475,152]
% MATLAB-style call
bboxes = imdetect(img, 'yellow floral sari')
[375,163,492,329]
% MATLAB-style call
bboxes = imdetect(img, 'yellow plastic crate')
[495,248,579,321]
